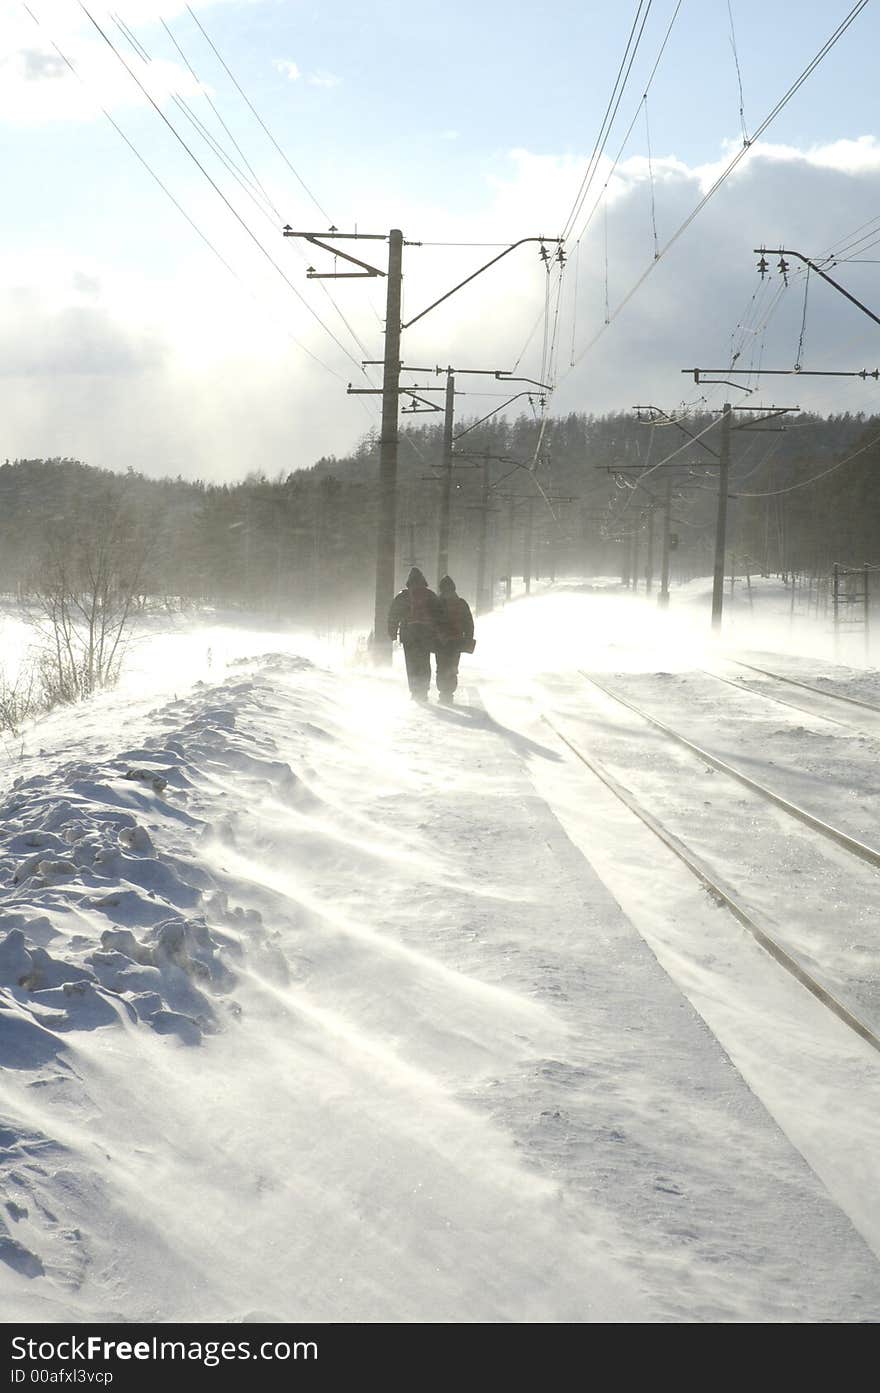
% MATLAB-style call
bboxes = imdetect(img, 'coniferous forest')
[3,407,879,631]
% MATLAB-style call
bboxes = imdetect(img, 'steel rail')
[578,670,880,870]
[543,713,880,1055]
[728,658,880,716]
[697,666,851,729]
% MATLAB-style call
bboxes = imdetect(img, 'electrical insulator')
[778,257,789,285]
[757,255,768,279]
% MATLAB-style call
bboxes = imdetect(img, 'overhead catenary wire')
[794,267,811,371]
[110,15,282,225]
[183,5,335,228]
[566,0,683,253]
[560,0,655,243]
[160,14,283,219]
[561,0,872,381]
[734,426,880,497]
[184,3,332,226]
[75,1,367,378]
[644,96,660,258]
[164,7,380,375]
[726,0,750,146]
[568,239,581,367]
[19,2,345,386]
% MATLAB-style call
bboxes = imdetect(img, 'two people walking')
[387,568,475,705]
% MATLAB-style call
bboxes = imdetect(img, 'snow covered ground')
[2,581,880,1323]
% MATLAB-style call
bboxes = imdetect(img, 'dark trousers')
[435,642,461,694]
[402,633,433,696]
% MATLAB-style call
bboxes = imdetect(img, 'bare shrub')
[26,484,151,707]
[0,663,40,734]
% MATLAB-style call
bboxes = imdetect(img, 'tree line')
[1,406,878,633]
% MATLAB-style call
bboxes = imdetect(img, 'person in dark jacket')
[387,567,441,701]
[434,575,474,705]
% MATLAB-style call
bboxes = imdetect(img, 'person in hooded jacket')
[434,575,474,705]
[387,567,441,701]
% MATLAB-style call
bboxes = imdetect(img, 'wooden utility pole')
[711,403,732,632]
[645,505,655,594]
[475,453,492,614]
[282,225,404,661]
[374,228,404,660]
[523,498,535,595]
[284,229,559,655]
[658,474,673,609]
[436,370,455,581]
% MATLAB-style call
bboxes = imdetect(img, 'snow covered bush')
[26,484,150,705]
[0,663,39,734]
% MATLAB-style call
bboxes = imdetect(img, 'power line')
[159,14,281,219]
[562,0,872,378]
[111,15,281,225]
[20,2,344,383]
[184,3,332,226]
[560,0,654,242]
[567,0,683,253]
[726,0,750,146]
[75,2,364,375]
[167,7,378,372]
[735,425,880,497]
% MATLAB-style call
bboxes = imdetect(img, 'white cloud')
[306,70,341,89]
[3,139,880,481]
[272,58,340,89]
[0,1,233,123]
[273,59,301,82]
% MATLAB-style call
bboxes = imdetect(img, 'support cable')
[795,267,811,372]
[735,427,880,497]
[562,0,872,379]
[569,239,580,368]
[160,15,282,218]
[567,0,683,252]
[184,3,332,225]
[20,2,345,384]
[561,0,654,242]
[726,0,751,145]
[644,95,660,258]
[155,12,378,371]
[75,2,364,374]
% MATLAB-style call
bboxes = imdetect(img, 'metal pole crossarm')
[730,406,799,422]
[453,391,543,440]
[454,450,531,465]
[435,366,513,377]
[495,373,553,390]
[683,369,753,393]
[686,366,880,380]
[635,402,722,459]
[283,228,387,239]
[755,246,880,329]
[282,229,386,277]
[346,384,447,394]
[362,361,435,373]
[401,236,563,330]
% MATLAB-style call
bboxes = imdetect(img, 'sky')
[2,0,880,480]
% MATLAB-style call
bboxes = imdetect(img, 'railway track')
[697,664,852,730]
[538,671,880,1057]
[723,656,880,721]
[577,669,880,871]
